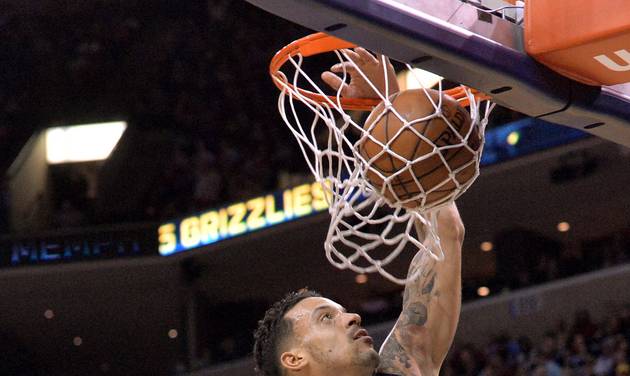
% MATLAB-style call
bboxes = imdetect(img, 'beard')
[351,347,380,369]
[306,340,380,373]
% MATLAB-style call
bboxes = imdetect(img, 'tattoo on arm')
[403,251,436,301]
[379,335,413,374]
[379,252,440,375]
[421,274,435,295]
[403,265,437,307]
[400,302,428,326]
[381,213,463,375]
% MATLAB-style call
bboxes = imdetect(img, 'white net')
[273,40,495,284]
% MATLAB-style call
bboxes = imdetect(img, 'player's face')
[284,297,379,372]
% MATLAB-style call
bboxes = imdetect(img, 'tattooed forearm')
[403,268,437,307]
[379,207,463,376]
[421,274,436,295]
[403,250,437,304]
[378,335,414,375]
[400,302,428,326]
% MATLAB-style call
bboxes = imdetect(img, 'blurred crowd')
[461,228,630,301]
[444,308,630,376]
[0,0,310,231]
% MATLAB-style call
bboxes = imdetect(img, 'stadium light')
[355,274,368,284]
[557,221,571,232]
[477,286,490,297]
[480,241,493,252]
[46,121,127,164]
[507,131,521,145]
[398,68,443,90]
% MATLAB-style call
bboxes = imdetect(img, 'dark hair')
[253,289,322,376]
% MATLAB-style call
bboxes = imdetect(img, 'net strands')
[272,35,494,284]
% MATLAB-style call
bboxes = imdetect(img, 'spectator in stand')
[573,310,600,341]
[538,331,564,370]
[448,344,485,376]
[440,308,630,376]
[565,333,594,375]
[594,336,618,376]
[616,336,630,371]
[514,336,535,375]
[530,351,562,376]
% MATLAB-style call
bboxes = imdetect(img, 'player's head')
[253,290,379,376]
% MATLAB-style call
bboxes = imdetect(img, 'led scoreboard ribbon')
[1,225,157,267]
[158,181,330,256]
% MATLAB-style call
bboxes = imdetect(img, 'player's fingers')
[321,71,349,95]
[355,47,379,65]
[341,48,362,63]
[330,61,358,74]
[374,53,392,68]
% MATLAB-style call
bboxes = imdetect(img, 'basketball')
[360,88,482,209]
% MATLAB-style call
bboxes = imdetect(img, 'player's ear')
[280,349,308,372]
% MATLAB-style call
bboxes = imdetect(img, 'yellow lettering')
[311,180,331,211]
[283,190,293,218]
[292,183,313,217]
[265,195,285,224]
[219,208,229,237]
[227,203,247,236]
[180,217,201,249]
[158,223,177,255]
[246,197,266,230]
[200,211,220,242]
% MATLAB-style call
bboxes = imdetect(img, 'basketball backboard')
[246,0,630,147]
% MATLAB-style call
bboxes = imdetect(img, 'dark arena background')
[1,0,630,375]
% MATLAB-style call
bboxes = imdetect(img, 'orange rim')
[270,32,490,111]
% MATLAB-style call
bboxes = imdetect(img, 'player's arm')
[377,203,464,376]
[321,47,399,99]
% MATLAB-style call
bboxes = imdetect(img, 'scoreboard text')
[158,181,330,255]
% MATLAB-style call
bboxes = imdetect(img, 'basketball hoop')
[270,32,495,284]
[270,33,489,110]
